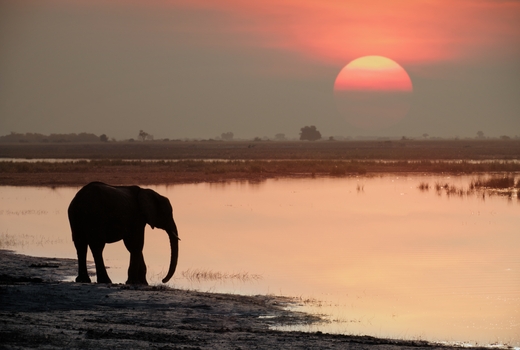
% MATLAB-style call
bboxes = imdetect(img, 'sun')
[333,56,413,130]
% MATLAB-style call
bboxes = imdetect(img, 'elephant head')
[138,189,180,283]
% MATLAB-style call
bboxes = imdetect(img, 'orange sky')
[165,0,520,67]
[1,0,519,139]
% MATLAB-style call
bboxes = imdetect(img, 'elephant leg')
[89,242,112,284]
[124,239,148,285]
[74,239,91,283]
[127,252,148,285]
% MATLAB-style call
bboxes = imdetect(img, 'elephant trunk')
[162,227,179,283]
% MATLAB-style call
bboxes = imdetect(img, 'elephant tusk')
[162,230,179,283]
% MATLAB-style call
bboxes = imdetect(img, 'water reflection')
[0,176,518,346]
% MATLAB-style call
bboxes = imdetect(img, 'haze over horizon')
[1,0,519,140]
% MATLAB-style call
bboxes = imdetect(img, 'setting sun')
[334,56,413,130]
[334,56,413,92]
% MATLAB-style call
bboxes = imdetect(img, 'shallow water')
[0,175,518,346]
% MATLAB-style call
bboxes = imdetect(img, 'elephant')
[68,181,179,285]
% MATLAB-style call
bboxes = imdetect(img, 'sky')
[1,0,519,140]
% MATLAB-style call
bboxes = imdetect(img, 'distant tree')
[274,133,286,141]
[99,134,108,142]
[500,135,511,140]
[476,131,485,139]
[138,130,148,141]
[299,125,321,141]
[422,133,429,139]
[221,132,234,141]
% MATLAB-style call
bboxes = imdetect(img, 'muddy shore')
[0,250,479,349]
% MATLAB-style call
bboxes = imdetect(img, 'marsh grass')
[2,139,520,161]
[2,159,520,179]
[417,182,430,191]
[423,175,519,200]
[294,296,327,307]
[0,232,19,248]
[470,175,517,189]
[0,209,49,216]
[0,232,32,248]
[0,232,64,248]
[182,268,262,283]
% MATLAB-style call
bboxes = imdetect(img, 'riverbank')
[2,141,520,187]
[1,140,520,160]
[1,159,520,187]
[0,250,473,350]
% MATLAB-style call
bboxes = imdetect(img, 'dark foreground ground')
[0,250,483,350]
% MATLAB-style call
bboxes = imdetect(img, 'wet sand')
[0,250,476,349]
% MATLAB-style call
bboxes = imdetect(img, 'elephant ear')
[137,189,160,229]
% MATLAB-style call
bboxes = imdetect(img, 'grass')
[2,139,520,161]
[2,159,520,175]
[417,182,430,191]
[181,268,262,283]
[2,141,520,186]
[3,159,520,188]
[469,175,519,189]
[0,159,369,175]
[0,232,19,248]
[0,209,49,216]
[0,230,64,248]
[421,175,520,200]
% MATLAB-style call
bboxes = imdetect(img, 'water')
[0,175,518,346]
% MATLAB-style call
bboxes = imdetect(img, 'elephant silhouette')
[68,182,179,285]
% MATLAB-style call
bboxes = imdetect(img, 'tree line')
[0,132,108,143]
[2,128,516,144]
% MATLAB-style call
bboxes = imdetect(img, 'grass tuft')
[181,268,262,283]
[470,175,516,189]
[423,175,519,201]
[417,182,429,191]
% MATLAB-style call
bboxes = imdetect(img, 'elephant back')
[68,182,146,243]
